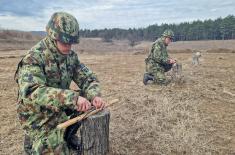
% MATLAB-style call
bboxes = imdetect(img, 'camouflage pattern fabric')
[15,36,100,154]
[161,29,174,39]
[46,12,80,44]
[145,37,171,84]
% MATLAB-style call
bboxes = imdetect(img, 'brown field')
[0,39,235,155]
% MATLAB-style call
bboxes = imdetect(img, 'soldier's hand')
[76,96,91,112]
[168,58,176,64]
[92,97,105,109]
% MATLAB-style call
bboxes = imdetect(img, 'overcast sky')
[0,0,234,31]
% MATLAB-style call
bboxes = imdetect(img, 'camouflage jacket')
[15,37,100,130]
[146,37,169,66]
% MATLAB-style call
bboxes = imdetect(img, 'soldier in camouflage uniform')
[15,12,105,154]
[143,29,176,85]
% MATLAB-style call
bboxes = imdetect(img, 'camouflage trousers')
[23,110,82,155]
[145,62,172,84]
[25,128,69,155]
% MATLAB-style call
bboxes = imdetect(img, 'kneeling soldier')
[144,29,176,85]
[15,12,105,154]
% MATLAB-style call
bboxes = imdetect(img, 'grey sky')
[0,0,234,31]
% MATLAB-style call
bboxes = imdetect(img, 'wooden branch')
[57,99,119,129]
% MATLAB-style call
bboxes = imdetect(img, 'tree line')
[0,29,41,40]
[80,15,235,42]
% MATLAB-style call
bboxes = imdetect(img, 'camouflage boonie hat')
[162,29,174,39]
[46,12,79,44]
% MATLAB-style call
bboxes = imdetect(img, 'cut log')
[192,51,201,65]
[171,63,183,83]
[80,110,110,155]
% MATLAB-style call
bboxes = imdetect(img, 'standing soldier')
[143,29,176,85]
[15,12,105,154]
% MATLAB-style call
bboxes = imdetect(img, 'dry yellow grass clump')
[0,39,234,155]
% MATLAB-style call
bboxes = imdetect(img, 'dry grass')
[0,30,42,51]
[168,40,235,50]
[0,39,235,155]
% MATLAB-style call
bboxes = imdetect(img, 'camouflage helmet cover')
[46,12,79,44]
[162,29,174,39]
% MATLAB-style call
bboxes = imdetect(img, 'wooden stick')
[57,99,119,129]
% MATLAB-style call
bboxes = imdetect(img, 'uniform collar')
[160,37,168,47]
[43,37,70,62]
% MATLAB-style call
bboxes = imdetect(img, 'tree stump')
[192,51,201,65]
[171,63,183,83]
[80,109,110,155]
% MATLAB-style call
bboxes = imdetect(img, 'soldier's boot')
[64,121,82,154]
[24,134,32,155]
[143,73,154,85]
[67,134,82,154]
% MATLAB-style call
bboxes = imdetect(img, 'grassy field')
[0,39,234,155]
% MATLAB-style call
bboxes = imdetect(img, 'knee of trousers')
[153,71,166,82]
[31,129,70,154]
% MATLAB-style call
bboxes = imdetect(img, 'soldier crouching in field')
[14,12,105,154]
[143,29,176,85]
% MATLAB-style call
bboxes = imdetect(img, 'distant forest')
[80,15,235,42]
